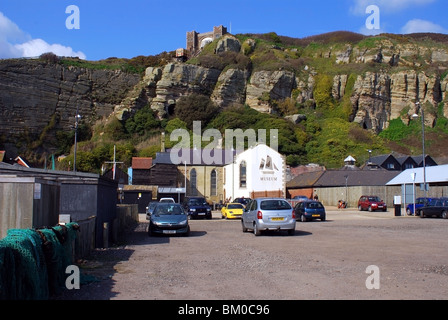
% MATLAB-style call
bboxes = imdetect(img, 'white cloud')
[0,11,86,59]
[14,39,86,60]
[401,19,448,34]
[350,0,437,15]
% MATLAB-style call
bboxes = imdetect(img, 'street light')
[412,101,427,199]
[411,172,416,216]
[73,107,82,172]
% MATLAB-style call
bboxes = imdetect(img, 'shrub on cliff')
[175,94,219,129]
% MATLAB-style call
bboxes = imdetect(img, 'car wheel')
[420,210,425,218]
[442,210,448,219]
[300,214,307,222]
[147,225,153,237]
[241,220,248,233]
[321,215,326,222]
[368,206,373,212]
[358,205,362,211]
[406,208,412,216]
[221,214,225,219]
[183,226,190,237]
[253,223,261,236]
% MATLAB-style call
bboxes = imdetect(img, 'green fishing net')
[0,222,79,300]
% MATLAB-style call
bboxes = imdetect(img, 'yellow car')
[221,203,245,219]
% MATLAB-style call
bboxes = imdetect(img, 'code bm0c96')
[222,305,269,315]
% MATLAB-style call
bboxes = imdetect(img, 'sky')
[0,0,446,61]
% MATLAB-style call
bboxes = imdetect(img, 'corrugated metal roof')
[155,149,236,166]
[287,169,400,188]
[386,164,448,185]
[286,171,325,188]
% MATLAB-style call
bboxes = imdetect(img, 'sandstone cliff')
[0,59,140,140]
[1,32,448,155]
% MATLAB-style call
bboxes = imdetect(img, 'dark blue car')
[294,200,326,222]
[406,197,434,216]
[182,196,212,219]
[420,198,448,219]
[147,203,190,236]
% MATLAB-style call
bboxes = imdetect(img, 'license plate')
[198,212,205,215]
[271,217,284,221]
[163,230,176,234]
[312,214,320,217]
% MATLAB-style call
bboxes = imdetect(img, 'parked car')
[145,201,159,220]
[241,198,296,236]
[420,198,448,219]
[294,200,326,222]
[221,203,244,219]
[147,203,190,236]
[292,195,309,201]
[233,197,252,208]
[182,196,212,219]
[358,196,387,212]
[159,197,175,203]
[406,197,434,216]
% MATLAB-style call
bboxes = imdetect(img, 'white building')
[223,144,286,201]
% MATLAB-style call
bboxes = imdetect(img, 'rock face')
[351,72,391,133]
[215,35,242,54]
[211,68,249,108]
[339,70,445,132]
[0,59,140,139]
[1,34,448,146]
[245,70,296,113]
[150,63,221,117]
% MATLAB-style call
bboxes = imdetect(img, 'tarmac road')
[55,207,448,300]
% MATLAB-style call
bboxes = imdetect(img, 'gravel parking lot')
[55,207,448,300]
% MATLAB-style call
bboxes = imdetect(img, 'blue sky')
[0,0,446,61]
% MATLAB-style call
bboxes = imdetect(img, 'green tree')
[125,105,160,135]
[175,94,219,129]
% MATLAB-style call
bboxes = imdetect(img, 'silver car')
[241,198,296,236]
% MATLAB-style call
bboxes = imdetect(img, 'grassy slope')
[4,31,448,171]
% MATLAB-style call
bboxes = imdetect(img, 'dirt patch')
[54,208,448,300]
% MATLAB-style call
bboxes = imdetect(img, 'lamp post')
[412,101,427,199]
[411,172,416,216]
[73,106,82,172]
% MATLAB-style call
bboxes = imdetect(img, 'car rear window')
[306,202,323,209]
[260,200,291,210]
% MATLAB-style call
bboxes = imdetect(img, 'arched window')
[190,168,197,196]
[240,161,246,188]
[210,170,217,196]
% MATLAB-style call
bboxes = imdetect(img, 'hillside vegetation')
[2,31,448,172]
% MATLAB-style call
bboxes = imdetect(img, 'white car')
[159,197,175,203]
